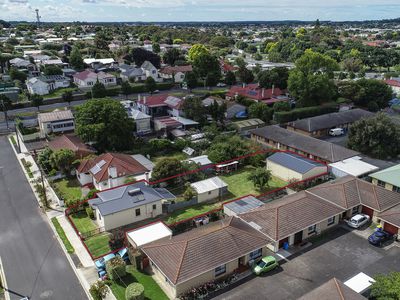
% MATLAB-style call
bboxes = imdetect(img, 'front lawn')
[52,178,82,203]
[109,265,168,300]
[84,233,111,258]
[165,202,221,225]
[43,87,78,99]
[220,166,287,198]
[70,211,97,233]
[51,217,74,253]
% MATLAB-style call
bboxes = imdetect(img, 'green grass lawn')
[52,178,82,203]
[70,211,97,233]
[10,135,16,145]
[110,265,168,300]
[151,152,188,165]
[43,87,78,99]
[51,217,74,254]
[165,202,221,224]
[220,166,287,198]
[84,233,111,258]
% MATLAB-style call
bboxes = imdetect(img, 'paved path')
[0,136,87,300]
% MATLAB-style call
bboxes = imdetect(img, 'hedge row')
[274,102,339,124]
[85,82,175,98]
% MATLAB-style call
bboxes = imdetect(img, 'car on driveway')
[347,214,370,229]
[94,253,116,270]
[368,230,394,246]
[252,256,278,275]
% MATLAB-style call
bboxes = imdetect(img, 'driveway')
[0,136,87,299]
[214,227,400,300]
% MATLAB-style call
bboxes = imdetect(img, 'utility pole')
[35,9,41,27]
[0,99,8,129]
[38,164,48,209]
[14,122,21,153]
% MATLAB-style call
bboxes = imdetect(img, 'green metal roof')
[370,164,400,187]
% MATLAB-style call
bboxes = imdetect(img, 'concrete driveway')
[214,227,400,300]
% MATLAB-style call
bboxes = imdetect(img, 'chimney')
[145,172,150,184]
[272,84,275,95]
[108,166,117,188]
[261,88,265,98]
[138,94,141,102]
[143,96,147,104]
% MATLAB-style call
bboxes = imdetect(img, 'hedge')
[125,283,144,300]
[105,257,126,281]
[274,102,339,124]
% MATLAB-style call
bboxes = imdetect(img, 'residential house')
[190,177,228,203]
[233,118,265,135]
[119,65,146,82]
[250,125,360,163]
[76,153,154,190]
[266,152,327,182]
[26,75,70,95]
[121,100,152,134]
[226,84,288,105]
[226,103,247,119]
[370,164,400,193]
[47,134,95,159]
[378,204,400,235]
[83,58,117,69]
[127,222,172,249]
[9,57,35,72]
[286,109,374,137]
[141,61,161,82]
[159,65,192,83]
[40,58,67,69]
[73,70,116,88]
[220,60,238,75]
[88,181,175,230]
[329,157,379,178]
[141,216,271,298]
[136,94,185,117]
[385,78,400,95]
[38,109,75,138]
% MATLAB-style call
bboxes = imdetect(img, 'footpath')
[7,133,117,300]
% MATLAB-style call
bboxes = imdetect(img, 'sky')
[2,0,400,22]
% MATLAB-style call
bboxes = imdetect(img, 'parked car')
[329,128,345,136]
[94,253,116,270]
[347,214,370,229]
[217,82,226,87]
[117,247,129,263]
[252,256,278,275]
[368,230,394,246]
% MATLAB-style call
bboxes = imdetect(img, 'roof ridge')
[174,240,189,284]
[380,211,400,217]
[355,179,362,205]
[275,206,279,240]
[228,222,270,242]
[186,219,231,243]
[333,278,345,300]
[305,190,347,210]
[342,183,349,208]
[372,185,381,211]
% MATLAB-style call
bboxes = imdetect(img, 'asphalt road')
[0,136,87,300]
[214,227,400,300]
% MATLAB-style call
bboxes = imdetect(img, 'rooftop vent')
[128,188,141,196]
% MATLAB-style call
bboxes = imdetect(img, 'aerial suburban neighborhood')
[1,4,400,300]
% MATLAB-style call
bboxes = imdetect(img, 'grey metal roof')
[287,109,374,132]
[224,196,264,215]
[131,154,154,171]
[88,182,175,216]
[267,152,325,174]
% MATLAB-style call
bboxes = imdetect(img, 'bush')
[89,280,109,300]
[105,257,126,281]
[85,188,99,200]
[274,102,338,123]
[125,282,144,300]
[86,207,95,219]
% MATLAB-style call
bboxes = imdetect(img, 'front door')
[294,231,303,244]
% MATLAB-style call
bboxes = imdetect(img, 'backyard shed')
[190,177,228,203]
[127,222,172,248]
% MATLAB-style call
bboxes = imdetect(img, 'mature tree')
[75,99,134,151]
[185,72,198,91]
[144,77,157,94]
[188,44,209,62]
[50,149,75,175]
[43,65,63,76]
[357,79,393,109]
[273,101,291,112]
[288,49,339,107]
[192,52,220,86]
[205,72,220,87]
[247,168,272,189]
[209,36,232,48]
[130,48,161,69]
[151,157,186,185]
[62,91,74,106]
[225,71,236,86]
[237,67,254,84]
[69,46,84,70]
[9,67,27,82]
[183,185,196,201]
[152,43,160,54]
[342,57,363,73]
[181,97,207,124]
[37,147,53,172]
[370,272,400,300]
[258,67,289,89]
[248,102,273,123]
[94,31,110,51]
[348,113,400,159]
[31,94,44,111]
[0,94,11,128]
[208,100,227,123]
[207,135,253,163]
[163,48,183,66]
[337,81,365,103]
[121,81,131,98]
[91,80,107,98]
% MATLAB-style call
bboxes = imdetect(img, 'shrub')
[105,257,126,281]
[89,280,109,300]
[125,282,144,300]
[85,188,99,200]
[274,102,338,124]
[86,207,95,219]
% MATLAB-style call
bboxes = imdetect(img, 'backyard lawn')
[84,233,111,258]
[43,87,78,99]
[165,202,221,225]
[220,166,287,198]
[52,178,82,203]
[109,265,168,300]
[151,152,188,165]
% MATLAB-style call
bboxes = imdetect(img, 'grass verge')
[51,217,74,254]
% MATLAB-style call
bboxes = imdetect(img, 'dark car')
[368,230,393,246]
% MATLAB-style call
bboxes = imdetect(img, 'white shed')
[127,222,172,248]
[191,177,228,203]
[329,157,379,178]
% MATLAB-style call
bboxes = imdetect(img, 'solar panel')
[90,160,107,175]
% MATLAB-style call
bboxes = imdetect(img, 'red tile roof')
[48,134,95,158]
[226,84,285,101]
[385,79,400,87]
[137,94,169,107]
[77,153,149,183]
[159,65,192,75]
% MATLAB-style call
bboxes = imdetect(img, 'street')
[0,136,87,299]
[213,227,400,300]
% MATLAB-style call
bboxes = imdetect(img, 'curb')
[0,256,10,300]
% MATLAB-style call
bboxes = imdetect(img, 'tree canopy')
[370,272,400,300]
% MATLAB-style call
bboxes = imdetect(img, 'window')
[98,213,101,220]
[249,248,262,260]
[327,216,335,226]
[215,264,226,277]
[393,186,400,193]
[152,204,157,210]
[135,208,141,216]
[377,180,385,187]
[308,224,316,234]
[352,206,359,215]
[208,191,212,195]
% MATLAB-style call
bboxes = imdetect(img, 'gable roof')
[250,125,359,163]
[378,203,400,228]
[226,84,285,101]
[141,60,156,70]
[159,65,192,75]
[47,134,95,157]
[89,181,175,216]
[38,110,74,123]
[370,164,400,188]
[267,152,326,175]
[190,177,228,194]
[73,70,115,81]
[137,94,169,107]
[287,109,373,133]
[142,216,270,285]
[77,153,149,183]
[298,278,366,300]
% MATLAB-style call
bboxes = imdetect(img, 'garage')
[362,206,374,218]
[383,222,398,235]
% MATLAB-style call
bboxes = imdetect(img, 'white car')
[347,214,370,229]
[329,128,345,136]
[216,82,226,87]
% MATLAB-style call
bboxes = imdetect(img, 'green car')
[252,256,278,275]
